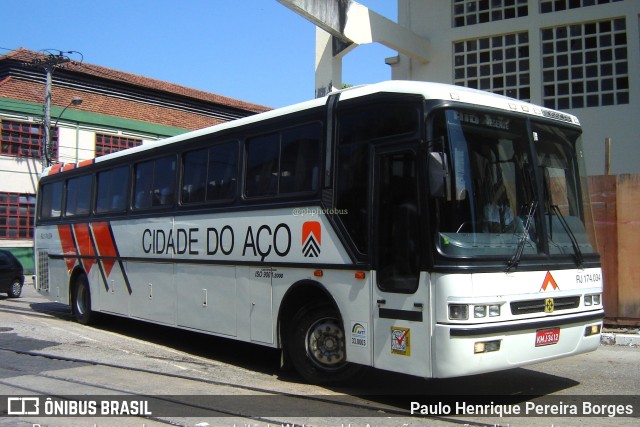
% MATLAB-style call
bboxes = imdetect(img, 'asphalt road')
[0,284,637,427]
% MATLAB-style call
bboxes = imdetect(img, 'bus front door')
[372,147,432,377]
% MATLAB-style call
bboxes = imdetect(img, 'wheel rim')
[10,281,21,296]
[305,317,346,370]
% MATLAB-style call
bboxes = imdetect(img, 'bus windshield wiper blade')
[506,200,537,272]
[551,204,584,268]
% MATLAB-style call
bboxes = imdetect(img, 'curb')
[601,333,640,347]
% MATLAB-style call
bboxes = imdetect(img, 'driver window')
[376,151,420,293]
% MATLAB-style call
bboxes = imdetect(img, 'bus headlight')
[472,304,500,318]
[585,293,602,307]
[489,304,501,317]
[449,304,468,320]
[474,306,487,318]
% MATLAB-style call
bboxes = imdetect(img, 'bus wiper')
[506,200,537,272]
[550,204,584,268]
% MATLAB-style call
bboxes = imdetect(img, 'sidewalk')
[601,327,640,347]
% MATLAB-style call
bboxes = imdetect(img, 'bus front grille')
[510,296,580,315]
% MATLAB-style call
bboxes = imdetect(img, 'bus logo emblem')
[545,298,555,313]
[302,221,321,257]
[540,271,559,292]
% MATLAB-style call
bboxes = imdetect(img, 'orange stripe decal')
[57,224,77,272]
[91,222,118,277]
[49,163,63,175]
[73,223,95,274]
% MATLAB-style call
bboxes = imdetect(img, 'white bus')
[34,81,603,383]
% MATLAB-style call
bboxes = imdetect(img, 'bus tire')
[73,273,94,325]
[287,304,363,384]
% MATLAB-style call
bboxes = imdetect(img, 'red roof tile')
[2,48,271,113]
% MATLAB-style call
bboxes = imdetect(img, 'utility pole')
[34,52,70,167]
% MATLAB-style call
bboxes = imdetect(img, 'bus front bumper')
[432,310,604,378]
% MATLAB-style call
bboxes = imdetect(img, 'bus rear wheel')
[73,273,94,325]
[287,304,363,384]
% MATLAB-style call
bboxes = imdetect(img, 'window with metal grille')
[453,0,528,28]
[95,133,142,157]
[540,0,623,14]
[453,32,531,101]
[37,250,50,291]
[36,251,49,291]
[542,18,629,109]
[0,192,36,239]
[1,119,58,160]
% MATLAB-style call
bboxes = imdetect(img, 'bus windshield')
[534,121,595,258]
[431,109,596,261]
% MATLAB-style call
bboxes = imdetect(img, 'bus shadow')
[322,366,580,413]
[57,311,283,375]
[29,301,75,320]
[341,365,578,395]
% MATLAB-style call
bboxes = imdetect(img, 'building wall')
[0,103,188,270]
[0,48,269,272]
[392,0,640,176]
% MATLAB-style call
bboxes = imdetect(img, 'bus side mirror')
[428,152,448,197]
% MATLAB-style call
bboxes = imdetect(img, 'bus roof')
[42,80,580,176]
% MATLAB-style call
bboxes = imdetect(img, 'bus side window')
[206,142,238,201]
[182,147,208,204]
[280,123,321,194]
[133,156,176,209]
[245,123,320,198]
[40,181,63,219]
[96,166,129,214]
[65,175,92,217]
[154,157,175,207]
[134,161,154,209]
[245,134,280,197]
[376,151,419,293]
[336,100,420,255]
[336,142,369,254]
[182,141,238,204]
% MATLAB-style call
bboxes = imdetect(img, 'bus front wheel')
[287,304,363,384]
[73,274,94,325]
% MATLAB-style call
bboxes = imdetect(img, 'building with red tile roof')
[0,48,271,268]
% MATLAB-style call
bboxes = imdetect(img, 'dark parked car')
[0,249,24,298]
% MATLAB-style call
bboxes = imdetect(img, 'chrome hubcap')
[10,281,21,295]
[306,318,346,369]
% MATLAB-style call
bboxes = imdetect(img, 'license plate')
[535,328,560,346]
